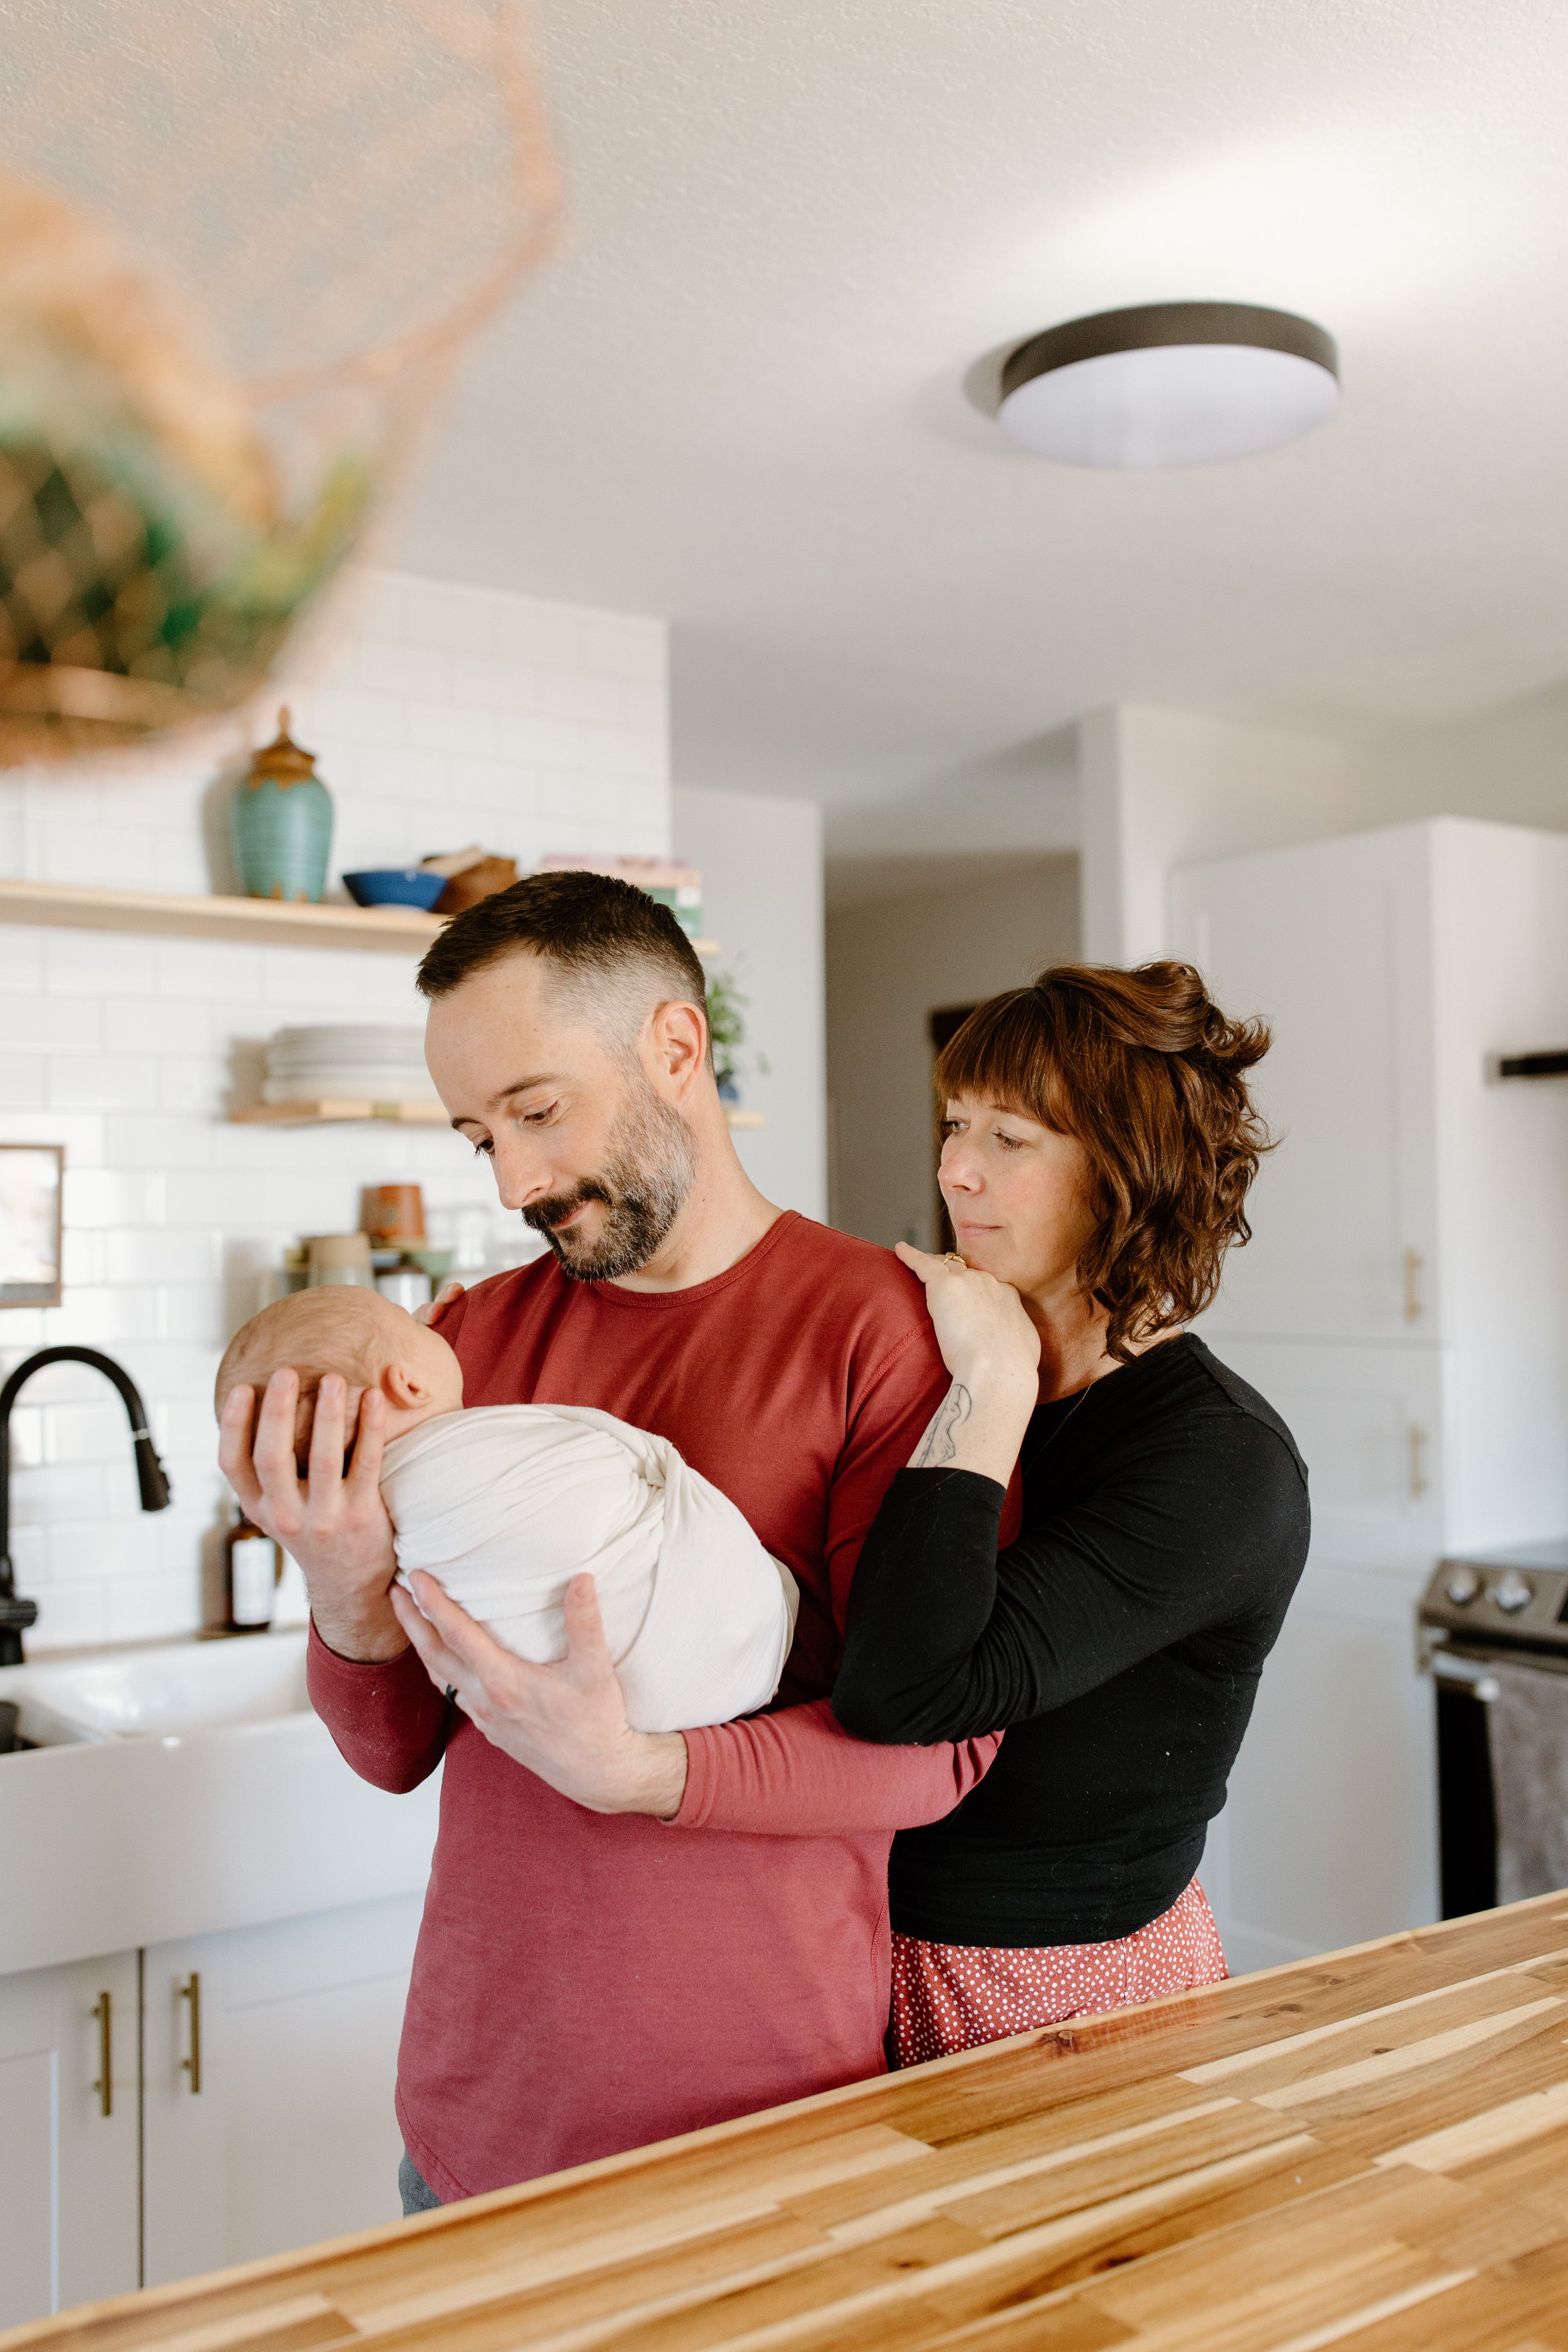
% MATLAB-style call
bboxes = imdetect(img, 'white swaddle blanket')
[380,1406,797,1734]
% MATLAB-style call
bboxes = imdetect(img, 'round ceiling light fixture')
[997,301,1339,469]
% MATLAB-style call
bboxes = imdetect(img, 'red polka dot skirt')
[889,1878,1227,2069]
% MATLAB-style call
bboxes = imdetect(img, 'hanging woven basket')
[0,0,558,765]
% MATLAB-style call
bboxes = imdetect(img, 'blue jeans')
[399,2151,442,2215]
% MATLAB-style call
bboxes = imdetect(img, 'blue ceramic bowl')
[342,868,447,912]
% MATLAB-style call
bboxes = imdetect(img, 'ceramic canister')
[231,707,333,903]
[305,1232,374,1288]
[361,1184,426,1248]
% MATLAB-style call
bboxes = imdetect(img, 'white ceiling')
[382,4,1568,831]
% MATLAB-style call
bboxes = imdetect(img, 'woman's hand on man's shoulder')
[895,1244,1040,1483]
[894,1243,1041,1394]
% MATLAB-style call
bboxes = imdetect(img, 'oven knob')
[1490,1571,1534,1614]
[1443,1565,1481,1606]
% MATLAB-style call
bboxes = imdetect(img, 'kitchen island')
[8,1890,1568,2352]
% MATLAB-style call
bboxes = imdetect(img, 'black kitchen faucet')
[0,1348,172,1668]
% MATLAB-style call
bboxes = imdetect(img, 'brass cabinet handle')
[1403,1248,1424,1324]
[92,1991,112,2118]
[179,1972,202,2095]
[1409,1424,1429,1500]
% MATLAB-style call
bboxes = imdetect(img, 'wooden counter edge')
[5,1888,1566,2349]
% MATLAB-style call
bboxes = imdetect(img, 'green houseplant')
[704,964,768,1105]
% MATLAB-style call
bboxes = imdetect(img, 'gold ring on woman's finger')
[944,1252,966,1269]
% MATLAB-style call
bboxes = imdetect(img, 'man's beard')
[522,1079,697,1281]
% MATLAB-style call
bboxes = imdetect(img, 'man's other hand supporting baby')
[393,1569,689,1818]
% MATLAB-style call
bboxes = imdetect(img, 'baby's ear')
[381,1359,425,1409]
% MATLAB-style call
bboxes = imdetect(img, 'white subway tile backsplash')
[63,1170,167,1228]
[60,1228,106,1288]
[39,818,160,889]
[105,1227,220,1288]
[49,1055,160,1113]
[105,998,211,1056]
[157,1059,228,1115]
[0,564,669,1650]
[26,1582,109,1649]
[0,1053,46,1106]
[45,933,159,997]
[156,940,267,1002]
[100,1114,216,1170]
[38,1285,163,1346]
[357,640,451,700]
[9,1461,112,1525]
[6,1406,43,1468]
[0,926,41,990]
[159,1286,230,1344]
[105,1570,203,1645]
[0,1309,49,1356]
[4,1525,46,1586]
[4,996,102,1052]
[34,1398,130,1465]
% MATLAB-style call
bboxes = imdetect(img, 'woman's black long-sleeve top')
[833,1335,1310,1947]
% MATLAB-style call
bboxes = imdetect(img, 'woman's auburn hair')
[935,960,1273,1362]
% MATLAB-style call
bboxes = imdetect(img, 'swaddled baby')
[215,1288,797,1733]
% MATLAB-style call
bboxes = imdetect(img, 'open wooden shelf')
[230,1099,449,1126]
[0,877,442,952]
[0,877,719,958]
[231,1099,766,1130]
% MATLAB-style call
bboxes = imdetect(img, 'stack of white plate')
[262,1024,437,1106]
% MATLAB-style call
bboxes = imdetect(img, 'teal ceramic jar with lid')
[231,706,332,902]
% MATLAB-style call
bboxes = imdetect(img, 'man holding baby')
[220,872,992,2208]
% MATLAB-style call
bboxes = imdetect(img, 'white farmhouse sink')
[0,1628,439,1976]
[0,1629,310,1745]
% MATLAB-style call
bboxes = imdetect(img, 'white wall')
[826,857,1080,1250]
[672,787,827,1222]
[0,568,670,1651]
[1079,705,1369,965]
[1374,681,1568,834]
[1079,684,1568,972]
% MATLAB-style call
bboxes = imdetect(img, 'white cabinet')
[0,1893,422,2327]
[1172,818,1568,1969]
[1204,1558,1439,1972]
[1175,824,1441,1345]
[144,1895,421,2286]
[0,1949,139,2326]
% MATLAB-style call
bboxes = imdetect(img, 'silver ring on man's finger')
[443,1684,457,1706]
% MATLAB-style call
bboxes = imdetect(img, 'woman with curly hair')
[834,960,1310,2066]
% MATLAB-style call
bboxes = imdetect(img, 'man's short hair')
[416,871,709,1046]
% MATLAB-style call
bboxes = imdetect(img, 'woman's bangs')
[933,993,1067,1131]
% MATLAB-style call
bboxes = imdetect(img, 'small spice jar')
[231,707,334,903]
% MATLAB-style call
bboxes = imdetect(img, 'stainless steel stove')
[1418,1538,1568,1917]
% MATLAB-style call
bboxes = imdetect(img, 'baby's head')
[215,1286,464,1462]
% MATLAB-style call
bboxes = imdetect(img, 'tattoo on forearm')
[913,1382,973,1466]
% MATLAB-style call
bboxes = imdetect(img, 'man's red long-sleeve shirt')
[305,1211,1000,2199]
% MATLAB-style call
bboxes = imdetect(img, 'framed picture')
[0,1145,64,1308]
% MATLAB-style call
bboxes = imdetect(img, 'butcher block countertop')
[11,1893,1568,2352]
